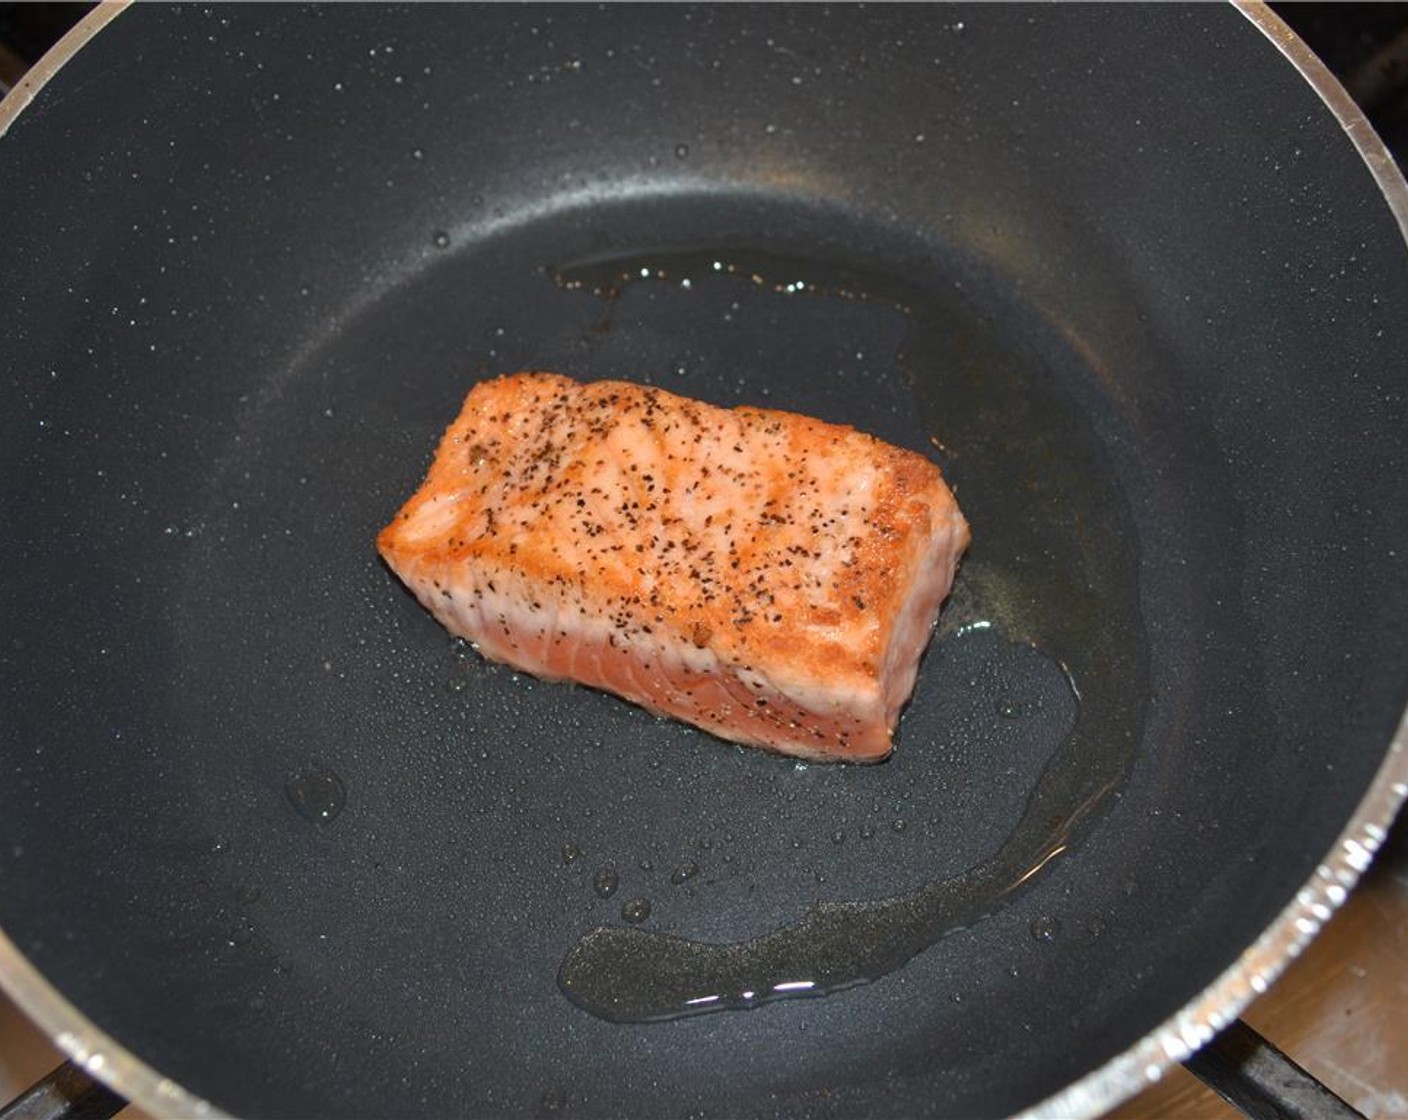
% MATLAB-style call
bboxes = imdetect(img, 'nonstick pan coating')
[2,5,1407,1118]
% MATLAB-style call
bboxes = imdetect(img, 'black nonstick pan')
[2,4,1406,1118]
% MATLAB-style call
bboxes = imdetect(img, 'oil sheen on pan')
[379,247,1148,1024]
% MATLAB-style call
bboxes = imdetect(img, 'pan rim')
[0,3,1405,1119]
[1022,3,1408,1115]
[0,17,231,1120]
[0,0,125,141]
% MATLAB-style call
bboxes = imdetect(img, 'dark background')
[1273,1,1408,164]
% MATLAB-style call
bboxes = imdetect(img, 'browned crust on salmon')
[378,372,970,762]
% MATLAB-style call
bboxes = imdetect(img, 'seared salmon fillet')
[378,373,969,762]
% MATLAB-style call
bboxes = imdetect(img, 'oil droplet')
[284,765,346,824]
[621,898,652,924]
[1030,915,1061,943]
[674,143,689,159]
[593,868,619,899]
[432,230,450,249]
[670,862,699,885]
[562,843,582,865]
[228,917,256,947]
[411,147,424,160]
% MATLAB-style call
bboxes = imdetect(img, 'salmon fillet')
[377,373,969,762]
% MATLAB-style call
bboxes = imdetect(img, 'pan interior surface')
[2,5,1407,1119]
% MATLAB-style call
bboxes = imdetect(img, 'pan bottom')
[163,189,1154,1115]
[15,187,1160,1119]
[539,247,1148,1024]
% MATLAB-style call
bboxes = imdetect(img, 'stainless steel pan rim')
[1026,6,1408,1114]
[1023,714,1408,1120]
[0,4,1404,1118]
